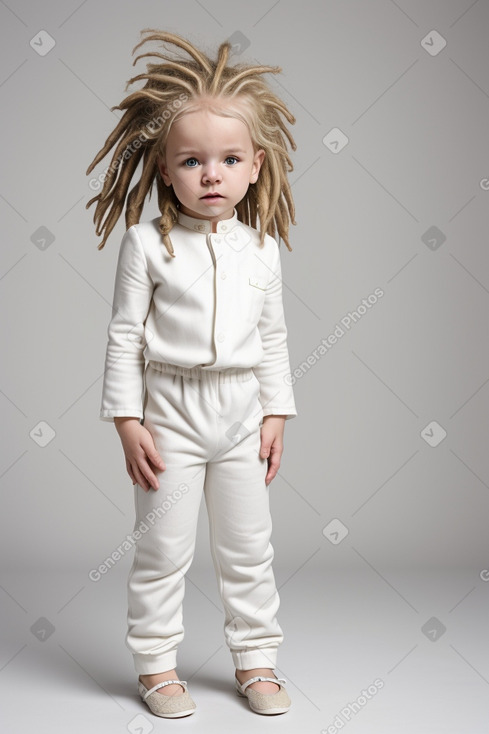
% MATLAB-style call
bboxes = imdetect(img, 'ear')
[250,149,265,184]
[157,155,172,187]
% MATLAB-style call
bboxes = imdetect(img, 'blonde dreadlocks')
[86,29,297,257]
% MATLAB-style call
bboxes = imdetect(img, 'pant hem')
[133,651,178,675]
[231,647,279,670]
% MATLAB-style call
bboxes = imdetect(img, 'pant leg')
[125,368,209,675]
[125,465,205,674]
[203,372,284,670]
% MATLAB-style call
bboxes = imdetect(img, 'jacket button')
[221,271,227,279]
[217,332,226,342]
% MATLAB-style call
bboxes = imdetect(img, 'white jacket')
[99,208,297,422]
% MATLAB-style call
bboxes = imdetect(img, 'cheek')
[236,169,254,190]
[173,170,198,190]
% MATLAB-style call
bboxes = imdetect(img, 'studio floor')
[1,563,488,733]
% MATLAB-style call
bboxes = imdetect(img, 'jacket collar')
[176,207,239,234]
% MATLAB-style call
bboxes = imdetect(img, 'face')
[157,106,265,222]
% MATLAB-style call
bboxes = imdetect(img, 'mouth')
[201,193,224,200]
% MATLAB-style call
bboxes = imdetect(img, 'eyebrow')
[175,148,247,158]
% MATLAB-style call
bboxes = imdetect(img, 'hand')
[114,417,166,491]
[259,415,286,486]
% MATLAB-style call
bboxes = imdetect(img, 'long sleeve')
[99,227,154,421]
[252,238,297,420]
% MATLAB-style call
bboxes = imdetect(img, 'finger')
[260,441,271,459]
[147,453,166,473]
[126,462,137,486]
[135,457,161,491]
[131,462,151,492]
[265,450,282,485]
[149,449,166,471]
[141,435,166,471]
[265,457,275,485]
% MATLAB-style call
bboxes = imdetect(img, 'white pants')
[125,361,284,674]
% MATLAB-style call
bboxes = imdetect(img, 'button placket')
[210,234,230,356]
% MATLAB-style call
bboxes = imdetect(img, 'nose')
[202,161,222,184]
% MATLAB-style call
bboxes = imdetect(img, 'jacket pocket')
[249,274,267,291]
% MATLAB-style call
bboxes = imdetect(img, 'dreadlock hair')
[86,29,297,257]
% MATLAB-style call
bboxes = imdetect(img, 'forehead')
[167,108,253,149]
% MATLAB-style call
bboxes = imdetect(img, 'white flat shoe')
[138,678,196,718]
[235,674,291,715]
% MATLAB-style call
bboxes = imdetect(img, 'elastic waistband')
[148,360,255,383]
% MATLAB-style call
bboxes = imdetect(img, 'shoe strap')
[142,679,188,699]
[238,676,286,693]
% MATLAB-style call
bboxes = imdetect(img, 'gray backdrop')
[3,0,487,571]
[1,4,489,726]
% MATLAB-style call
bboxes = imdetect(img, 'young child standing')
[86,29,298,719]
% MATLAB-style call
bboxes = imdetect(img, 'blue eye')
[184,158,199,167]
[225,156,238,165]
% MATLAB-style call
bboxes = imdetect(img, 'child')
[86,29,298,719]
